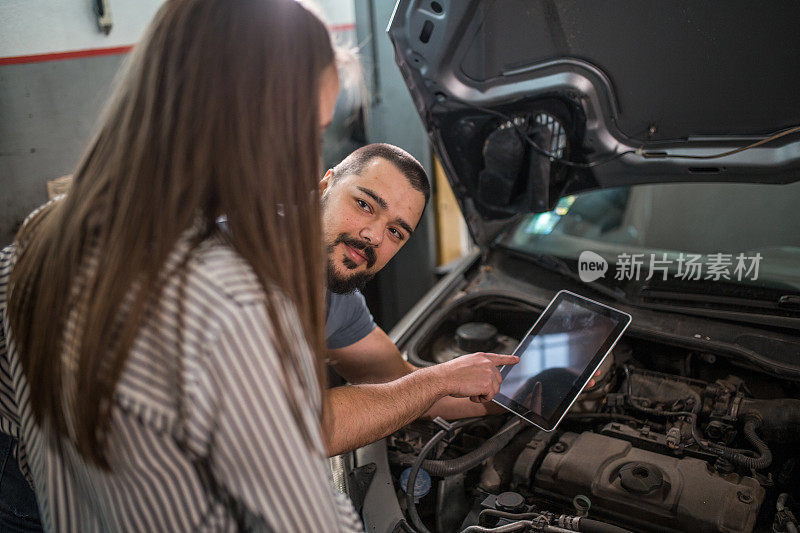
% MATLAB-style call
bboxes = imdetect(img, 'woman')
[0,0,362,530]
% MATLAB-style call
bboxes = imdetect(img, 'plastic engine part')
[534,432,764,533]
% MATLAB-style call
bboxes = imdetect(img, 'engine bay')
[389,294,800,533]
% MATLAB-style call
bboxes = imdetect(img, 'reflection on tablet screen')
[500,299,617,420]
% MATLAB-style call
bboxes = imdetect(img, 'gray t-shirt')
[215,219,374,350]
[325,289,377,349]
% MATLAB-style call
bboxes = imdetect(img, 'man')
[3,146,509,467]
[319,143,518,456]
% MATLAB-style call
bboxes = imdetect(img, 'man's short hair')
[331,143,430,204]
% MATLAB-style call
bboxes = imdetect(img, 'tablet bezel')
[492,290,631,431]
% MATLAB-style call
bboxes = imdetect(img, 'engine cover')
[533,432,764,532]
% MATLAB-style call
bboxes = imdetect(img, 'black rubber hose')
[406,419,480,533]
[462,522,534,533]
[420,418,524,477]
[740,399,800,441]
[742,417,773,468]
[479,509,542,523]
[542,527,574,533]
[711,416,772,470]
[581,518,635,533]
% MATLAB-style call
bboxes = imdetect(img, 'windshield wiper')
[641,288,799,310]
[779,295,800,311]
[638,285,800,330]
[500,247,627,302]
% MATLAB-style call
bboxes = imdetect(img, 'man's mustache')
[330,233,377,268]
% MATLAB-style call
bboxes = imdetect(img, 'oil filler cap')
[618,462,664,494]
[456,322,498,352]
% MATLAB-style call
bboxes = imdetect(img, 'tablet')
[492,290,631,431]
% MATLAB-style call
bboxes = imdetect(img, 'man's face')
[321,157,426,294]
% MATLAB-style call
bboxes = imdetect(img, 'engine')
[386,295,800,533]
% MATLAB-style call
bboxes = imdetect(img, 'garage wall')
[1,1,163,57]
[1,0,166,246]
[353,0,437,329]
[0,0,357,247]
[1,0,356,58]
[0,53,126,245]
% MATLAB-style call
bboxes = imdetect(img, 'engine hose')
[479,509,542,522]
[543,527,575,533]
[580,518,635,533]
[406,418,481,533]
[461,522,535,533]
[710,416,772,470]
[420,418,524,477]
[740,399,800,441]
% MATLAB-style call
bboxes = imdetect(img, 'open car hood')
[387,1,800,247]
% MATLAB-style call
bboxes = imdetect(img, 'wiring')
[447,96,800,167]
[639,124,800,159]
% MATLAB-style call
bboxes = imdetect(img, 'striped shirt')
[0,222,363,532]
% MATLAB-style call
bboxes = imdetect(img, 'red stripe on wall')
[329,23,356,32]
[0,45,133,66]
[1,22,354,66]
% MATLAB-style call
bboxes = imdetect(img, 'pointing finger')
[481,353,520,366]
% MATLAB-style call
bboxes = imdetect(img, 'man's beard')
[327,258,374,294]
[326,233,377,294]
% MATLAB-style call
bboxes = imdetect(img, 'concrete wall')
[353,0,436,328]
[1,1,165,57]
[0,0,357,246]
[1,53,126,244]
[1,0,355,57]
[1,0,166,245]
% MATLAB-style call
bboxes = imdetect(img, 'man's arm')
[327,328,603,430]
[325,328,508,455]
[324,351,518,456]
[327,327,410,384]
[325,365,444,456]
[328,327,503,415]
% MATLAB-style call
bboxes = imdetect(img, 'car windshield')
[499,181,800,294]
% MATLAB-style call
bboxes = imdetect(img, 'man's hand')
[432,353,519,403]
[324,333,520,455]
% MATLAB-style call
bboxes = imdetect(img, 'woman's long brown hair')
[8,0,333,467]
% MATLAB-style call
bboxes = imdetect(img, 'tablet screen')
[494,291,631,431]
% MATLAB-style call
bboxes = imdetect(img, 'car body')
[332,2,800,532]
